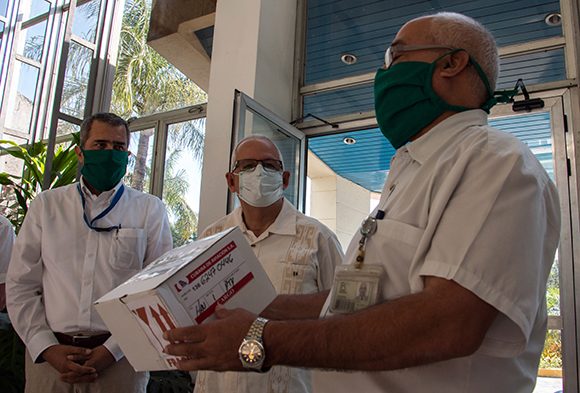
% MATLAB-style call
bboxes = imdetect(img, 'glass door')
[231,90,306,211]
[489,96,574,393]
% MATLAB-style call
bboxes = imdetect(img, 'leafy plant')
[0,134,80,232]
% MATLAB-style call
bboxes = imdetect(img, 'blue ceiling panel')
[309,111,553,192]
[308,128,394,192]
[305,0,562,84]
[303,82,374,119]
[304,47,565,119]
[497,48,566,89]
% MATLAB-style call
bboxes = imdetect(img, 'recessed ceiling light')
[341,53,358,65]
[544,12,562,26]
[343,137,356,145]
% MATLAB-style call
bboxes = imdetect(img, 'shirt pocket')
[279,262,319,295]
[365,218,424,299]
[109,228,146,271]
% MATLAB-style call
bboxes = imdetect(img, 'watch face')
[239,339,264,366]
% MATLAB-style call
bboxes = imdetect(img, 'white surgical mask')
[237,164,284,207]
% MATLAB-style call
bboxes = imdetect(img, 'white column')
[198,0,297,231]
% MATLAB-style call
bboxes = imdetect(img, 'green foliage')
[111,0,206,118]
[540,329,563,369]
[540,261,562,370]
[112,0,206,247]
[0,134,80,232]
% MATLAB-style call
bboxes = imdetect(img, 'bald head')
[406,12,499,96]
[230,135,284,171]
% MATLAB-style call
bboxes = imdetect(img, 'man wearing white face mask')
[193,135,344,393]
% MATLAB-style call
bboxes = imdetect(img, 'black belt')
[54,331,111,349]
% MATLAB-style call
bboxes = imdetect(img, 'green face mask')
[80,149,129,192]
[373,50,510,149]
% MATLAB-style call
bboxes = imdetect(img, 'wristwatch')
[238,317,269,371]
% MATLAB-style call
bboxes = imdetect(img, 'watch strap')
[246,317,269,341]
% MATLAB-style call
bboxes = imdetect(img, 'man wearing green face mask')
[162,12,560,393]
[7,113,173,393]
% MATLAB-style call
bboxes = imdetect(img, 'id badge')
[329,264,384,314]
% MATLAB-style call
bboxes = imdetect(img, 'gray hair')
[425,12,499,97]
[80,112,130,148]
[230,135,284,171]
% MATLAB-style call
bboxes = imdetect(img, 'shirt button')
[250,244,256,248]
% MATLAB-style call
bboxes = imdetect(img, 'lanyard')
[354,209,385,269]
[77,183,124,232]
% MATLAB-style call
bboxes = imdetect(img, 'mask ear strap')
[467,55,518,113]
[480,88,518,113]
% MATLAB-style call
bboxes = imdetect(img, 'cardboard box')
[95,226,276,371]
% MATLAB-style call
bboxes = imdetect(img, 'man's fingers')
[164,326,205,343]
[60,371,98,384]
[60,345,92,355]
[214,307,236,319]
[65,360,96,374]
[164,342,201,358]
[66,353,90,363]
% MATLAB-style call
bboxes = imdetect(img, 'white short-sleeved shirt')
[7,180,173,362]
[195,198,344,393]
[314,110,561,393]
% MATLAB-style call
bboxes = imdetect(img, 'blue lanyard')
[77,183,125,232]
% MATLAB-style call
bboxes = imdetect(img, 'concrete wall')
[308,151,371,250]
[147,0,216,91]
[197,0,298,231]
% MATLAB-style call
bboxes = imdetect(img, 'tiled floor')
[534,377,563,393]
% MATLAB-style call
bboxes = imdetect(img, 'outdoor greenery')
[112,0,206,246]
[540,262,563,369]
[0,135,80,230]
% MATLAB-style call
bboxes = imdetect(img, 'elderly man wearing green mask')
[162,12,560,393]
[7,112,173,393]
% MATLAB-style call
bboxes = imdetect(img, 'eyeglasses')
[232,159,284,173]
[384,44,455,69]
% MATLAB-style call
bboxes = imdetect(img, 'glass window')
[0,21,4,47]
[60,42,93,119]
[0,0,8,18]
[0,134,28,176]
[163,118,206,247]
[4,60,39,133]
[20,0,50,22]
[72,0,101,43]
[57,119,81,137]
[125,128,155,192]
[17,19,48,63]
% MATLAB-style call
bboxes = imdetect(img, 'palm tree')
[163,149,198,246]
[111,0,207,244]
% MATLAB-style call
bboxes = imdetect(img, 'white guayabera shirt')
[314,110,561,393]
[195,198,344,393]
[7,179,173,362]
